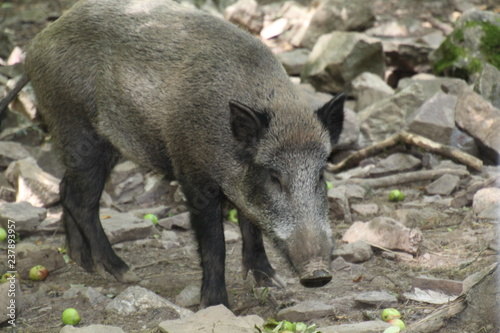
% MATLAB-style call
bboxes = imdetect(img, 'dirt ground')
[0,0,499,332]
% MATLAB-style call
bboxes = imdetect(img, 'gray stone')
[393,208,446,228]
[292,0,375,49]
[105,286,193,318]
[276,300,336,322]
[475,63,500,109]
[335,107,360,151]
[0,278,23,324]
[412,276,463,296]
[407,92,457,144]
[158,304,262,333]
[351,203,378,216]
[276,48,309,76]
[63,286,109,307]
[175,284,201,307]
[352,72,394,111]
[0,141,30,168]
[369,153,421,177]
[321,320,391,333]
[430,10,500,80]
[158,212,191,230]
[343,217,423,255]
[224,229,240,243]
[15,243,66,279]
[456,89,500,163]
[5,158,60,207]
[224,0,263,34]
[105,160,144,203]
[397,75,469,99]
[354,290,398,307]
[425,174,460,196]
[449,127,479,157]
[60,325,125,333]
[135,173,170,205]
[478,205,500,221]
[473,188,500,215]
[381,37,434,74]
[302,32,385,94]
[0,201,47,235]
[419,30,446,49]
[332,241,373,263]
[100,208,155,244]
[358,83,425,145]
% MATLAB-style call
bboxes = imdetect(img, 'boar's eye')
[269,171,283,191]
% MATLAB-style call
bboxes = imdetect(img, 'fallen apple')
[388,318,406,330]
[62,308,81,325]
[0,227,6,242]
[143,213,159,225]
[381,308,401,322]
[29,265,49,281]
[1,272,19,283]
[388,189,405,202]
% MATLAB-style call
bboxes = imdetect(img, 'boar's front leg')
[59,130,138,283]
[239,213,286,288]
[181,180,229,308]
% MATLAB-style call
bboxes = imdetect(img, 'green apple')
[29,265,49,281]
[0,227,6,241]
[144,213,159,225]
[62,308,81,325]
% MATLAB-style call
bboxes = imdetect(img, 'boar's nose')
[300,269,332,288]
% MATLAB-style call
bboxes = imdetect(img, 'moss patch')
[480,22,500,69]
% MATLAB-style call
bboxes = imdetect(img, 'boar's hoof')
[299,269,332,288]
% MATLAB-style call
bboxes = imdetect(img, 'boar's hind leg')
[239,213,286,288]
[59,130,138,283]
[181,181,228,308]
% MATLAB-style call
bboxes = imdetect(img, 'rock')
[0,278,23,325]
[381,37,434,75]
[158,304,262,333]
[335,106,360,151]
[332,240,373,263]
[224,229,240,243]
[0,201,47,235]
[135,173,171,205]
[292,0,375,49]
[393,208,446,228]
[474,62,500,109]
[352,72,394,111]
[105,286,193,318]
[175,284,201,307]
[15,243,66,279]
[419,29,446,49]
[406,92,457,144]
[0,141,31,168]
[397,74,469,99]
[449,127,479,157]
[59,325,125,333]
[358,83,425,145]
[354,290,398,307]
[321,320,391,333]
[224,0,264,34]
[472,187,500,215]
[276,48,309,76]
[158,212,191,230]
[455,89,500,163]
[260,18,289,40]
[276,300,336,322]
[302,32,385,94]
[368,153,421,177]
[412,276,463,296]
[100,208,155,244]
[105,160,144,204]
[3,78,37,121]
[430,10,500,81]
[351,203,378,216]
[425,174,460,196]
[452,175,499,208]
[63,286,110,307]
[342,217,423,255]
[5,158,60,207]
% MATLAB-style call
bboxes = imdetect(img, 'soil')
[0,0,499,333]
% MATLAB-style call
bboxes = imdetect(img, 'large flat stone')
[276,300,336,322]
[0,201,47,235]
[322,320,391,333]
[100,208,156,244]
[158,304,262,333]
[60,325,125,333]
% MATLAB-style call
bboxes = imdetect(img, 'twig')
[331,168,469,189]
[328,131,483,173]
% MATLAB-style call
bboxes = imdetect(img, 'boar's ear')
[229,100,269,148]
[316,93,345,146]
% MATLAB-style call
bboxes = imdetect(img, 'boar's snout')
[298,257,332,288]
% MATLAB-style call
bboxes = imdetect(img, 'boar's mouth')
[298,257,332,288]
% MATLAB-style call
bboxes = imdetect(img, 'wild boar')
[18,0,344,307]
